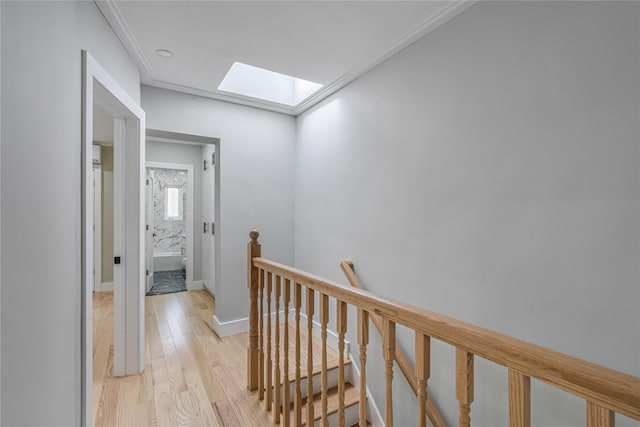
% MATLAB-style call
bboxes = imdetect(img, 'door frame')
[146,161,195,290]
[93,161,102,292]
[145,171,155,294]
[81,51,145,427]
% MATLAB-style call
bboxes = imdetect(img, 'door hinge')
[203,221,208,234]
[211,222,215,235]
[146,178,149,185]
[212,153,216,166]
[146,224,149,231]
[146,269,149,276]
[114,256,121,265]
[203,159,208,171]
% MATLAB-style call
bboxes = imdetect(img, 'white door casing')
[145,172,154,293]
[81,51,145,427]
[201,144,216,295]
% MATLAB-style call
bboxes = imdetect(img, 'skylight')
[218,62,322,107]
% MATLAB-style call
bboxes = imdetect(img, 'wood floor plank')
[94,290,302,427]
[174,389,200,426]
[160,333,188,394]
[214,399,242,427]
[154,381,178,427]
[151,357,169,386]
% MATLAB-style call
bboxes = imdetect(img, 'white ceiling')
[98,0,474,115]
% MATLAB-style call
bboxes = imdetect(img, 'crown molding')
[99,0,476,117]
[293,0,477,115]
[143,79,296,116]
[94,0,152,77]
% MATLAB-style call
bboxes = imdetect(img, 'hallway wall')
[101,147,114,284]
[141,86,296,324]
[0,1,141,424]
[295,2,639,426]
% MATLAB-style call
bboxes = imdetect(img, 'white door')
[201,145,216,294]
[145,171,154,293]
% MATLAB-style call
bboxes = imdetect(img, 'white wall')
[101,146,114,284]
[141,86,296,323]
[146,140,204,281]
[0,1,140,424]
[295,2,639,426]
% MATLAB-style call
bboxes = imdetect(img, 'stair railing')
[340,260,447,427]
[246,231,640,427]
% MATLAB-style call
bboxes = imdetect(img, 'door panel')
[145,171,154,293]
[201,145,215,294]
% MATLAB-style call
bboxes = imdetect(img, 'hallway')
[93,291,273,426]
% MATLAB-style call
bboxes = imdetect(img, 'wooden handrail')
[340,260,448,427]
[252,256,640,421]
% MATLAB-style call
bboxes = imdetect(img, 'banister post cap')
[249,230,259,243]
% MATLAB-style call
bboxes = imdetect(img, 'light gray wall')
[101,146,114,283]
[146,140,204,281]
[0,1,140,424]
[141,86,296,323]
[295,2,639,426]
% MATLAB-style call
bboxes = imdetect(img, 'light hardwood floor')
[93,290,277,426]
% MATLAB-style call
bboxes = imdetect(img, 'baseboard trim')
[348,350,384,427]
[211,309,348,357]
[95,281,113,292]
[188,280,204,291]
[212,315,247,337]
[203,284,215,299]
[299,312,349,359]
[212,308,294,338]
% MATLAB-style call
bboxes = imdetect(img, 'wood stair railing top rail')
[252,256,640,421]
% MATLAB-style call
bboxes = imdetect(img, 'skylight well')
[218,62,322,107]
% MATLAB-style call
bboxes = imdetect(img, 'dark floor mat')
[147,270,186,295]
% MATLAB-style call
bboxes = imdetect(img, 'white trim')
[292,0,477,116]
[202,283,215,299]
[95,282,114,292]
[144,79,295,115]
[212,315,248,338]
[145,161,195,292]
[191,280,204,291]
[299,312,349,360]
[102,0,474,116]
[93,0,152,76]
[212,310,347,357]
[82,50,145,427]
[348,351,385,427]
[212,308,295,338]
[112,118,126,377]
[147,129,219,146]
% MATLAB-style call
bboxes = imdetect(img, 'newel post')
[247,230,261,390]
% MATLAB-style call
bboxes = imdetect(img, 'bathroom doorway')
[146,129,219,298]
[145,162,194,295]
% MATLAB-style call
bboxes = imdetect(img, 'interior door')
[201,145,215,294]
[145,171,154,293]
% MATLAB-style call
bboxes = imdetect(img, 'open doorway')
[145,161,194,295]
[93,105,115,294]
[146,129,219,298]
[81,51,145,427]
